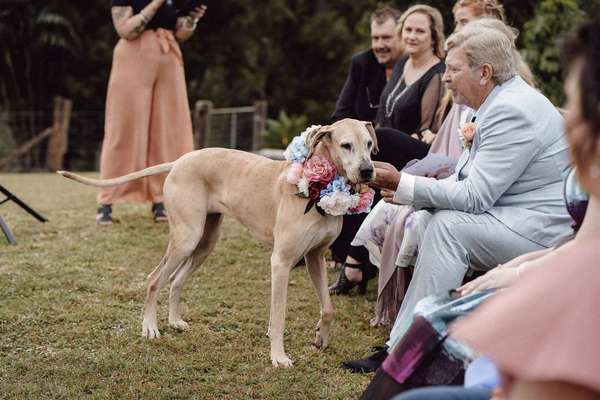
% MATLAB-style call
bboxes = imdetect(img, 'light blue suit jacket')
[412,76,571,247]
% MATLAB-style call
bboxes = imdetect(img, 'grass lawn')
[0,173,388,399]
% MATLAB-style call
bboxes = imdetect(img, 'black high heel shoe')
[328,261,377,295]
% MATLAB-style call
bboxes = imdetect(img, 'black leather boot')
[341,345,389,373]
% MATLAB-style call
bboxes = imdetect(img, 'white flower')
[300,125,322,140]
[317,192,358,216]
[297,177,309,197]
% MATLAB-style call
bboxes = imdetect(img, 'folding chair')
[0,185,47,245]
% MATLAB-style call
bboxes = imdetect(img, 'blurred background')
[0,0,598,171]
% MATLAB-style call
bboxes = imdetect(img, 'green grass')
[0,173,387,399]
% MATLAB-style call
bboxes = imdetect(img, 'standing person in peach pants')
[96,0,207,225]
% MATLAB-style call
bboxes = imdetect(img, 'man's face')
[453,6,478,31]
[371,18,401,66]
[443,46,481,108]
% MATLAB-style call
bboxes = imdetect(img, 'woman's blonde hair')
[452,0,506,22]
[466,18,536,87]
[397,5,446,59]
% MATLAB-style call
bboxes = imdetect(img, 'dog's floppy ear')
[365,121,379,155]
[306,125,334,155]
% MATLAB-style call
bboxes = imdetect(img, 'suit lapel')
[455,111,476,179]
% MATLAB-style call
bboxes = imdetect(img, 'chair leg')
[0,215,17,245]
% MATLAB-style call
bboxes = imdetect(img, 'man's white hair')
[446,24,516,85]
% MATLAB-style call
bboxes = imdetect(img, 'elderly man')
[331,6,402,123]
[347,24,572,372]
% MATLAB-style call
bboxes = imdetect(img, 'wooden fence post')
[193,100,213,149]
[252,100,267,151]
[46,96,72,171]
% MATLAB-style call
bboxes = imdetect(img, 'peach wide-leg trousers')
[98,29,194,204]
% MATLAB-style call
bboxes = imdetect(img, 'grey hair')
[466,18,536,86]
[446,24,516,85]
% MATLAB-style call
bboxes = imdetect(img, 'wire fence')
[0,101,268,172]
[0,110,104,171]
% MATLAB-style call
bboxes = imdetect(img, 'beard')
[374,49,392,64]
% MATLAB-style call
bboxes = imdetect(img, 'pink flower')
[459,122,477,149]
[461,122,476,141]
[286,162,304,184]
[303,155,337,183]
[350,187,375,213]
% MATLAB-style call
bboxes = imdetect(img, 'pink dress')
[453,239,600,394]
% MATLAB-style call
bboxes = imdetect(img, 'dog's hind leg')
[305,246,334,350]
[142,209,207,339]
[168,213,223,331]
[142,245,195,339]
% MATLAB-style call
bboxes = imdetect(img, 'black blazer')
[331,49,387,123]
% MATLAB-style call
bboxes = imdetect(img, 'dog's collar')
[284,126,374,216]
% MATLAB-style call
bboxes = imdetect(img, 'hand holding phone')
[180,0,206,16]
[189,3,207,21]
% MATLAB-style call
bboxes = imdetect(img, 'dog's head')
[305,118,378,184]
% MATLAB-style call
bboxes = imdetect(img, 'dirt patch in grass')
[0,173,388,399]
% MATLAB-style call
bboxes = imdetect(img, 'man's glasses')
[366,87,380,110]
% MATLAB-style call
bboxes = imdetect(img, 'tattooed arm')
[111,0,165,40]
[174,5,207,42]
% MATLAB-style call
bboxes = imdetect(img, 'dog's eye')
[341,143,352,151]
[367,141,372,149]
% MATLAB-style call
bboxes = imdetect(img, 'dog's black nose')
[360,167,374,181]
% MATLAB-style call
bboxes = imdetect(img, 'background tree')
[1,0,598,165]
[521,0,599,106]
[0,2,81,111]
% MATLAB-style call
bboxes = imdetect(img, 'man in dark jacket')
[332,6,403,123]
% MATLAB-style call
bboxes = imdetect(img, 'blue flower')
[284,136,309,163]
[320,175,351,197]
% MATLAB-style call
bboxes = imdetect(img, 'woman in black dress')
[329,4,447,294]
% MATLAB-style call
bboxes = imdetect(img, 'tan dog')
[58,118,377,367]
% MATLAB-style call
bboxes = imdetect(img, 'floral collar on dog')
[284,125,375,216]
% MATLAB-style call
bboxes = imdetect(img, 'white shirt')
[392,105,473,204]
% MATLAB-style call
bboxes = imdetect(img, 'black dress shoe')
[329,261,377,295]
[341,345,389,373]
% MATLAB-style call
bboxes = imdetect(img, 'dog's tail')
[57,162,175,188]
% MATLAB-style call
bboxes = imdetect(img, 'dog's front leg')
[267,252,294,368]
[305,248,334,349]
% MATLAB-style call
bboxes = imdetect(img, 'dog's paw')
[314,320,329,349]
[271,354,294,368]
[314,331,329,349]
[169,319,190,331]
[142,318,161,339]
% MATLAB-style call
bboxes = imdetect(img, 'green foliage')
[3,0,600,151]
[521,0,587,106]
[0,5,81,112]
[263,110,308,149]
[186,1,378,123]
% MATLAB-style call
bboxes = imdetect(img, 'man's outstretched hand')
[371,161,401,192]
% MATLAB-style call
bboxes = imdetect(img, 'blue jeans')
[392,386,491,400]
